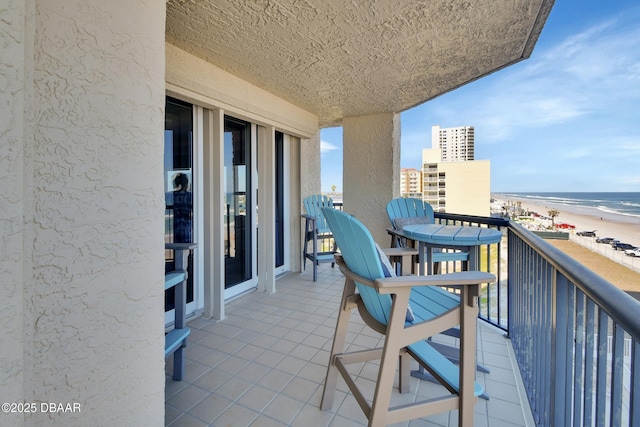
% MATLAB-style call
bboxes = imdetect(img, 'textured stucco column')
[258,125,276,293]
[2,1,166,426]
[298,131,321,271]
[299,130,321,199]
[287,137,302,273]
[343,113,400,246]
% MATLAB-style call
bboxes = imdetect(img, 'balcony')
[165,214,640,426]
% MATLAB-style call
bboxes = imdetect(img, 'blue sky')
[320,1,640,193]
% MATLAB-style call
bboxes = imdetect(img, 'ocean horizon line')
[493,191,640,223]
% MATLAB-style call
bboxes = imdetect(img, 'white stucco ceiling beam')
[166,0,554,127]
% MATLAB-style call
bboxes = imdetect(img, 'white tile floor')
[165,263,534,426]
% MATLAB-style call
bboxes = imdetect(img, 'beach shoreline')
[492,194,640,295]
[492,194,640,248]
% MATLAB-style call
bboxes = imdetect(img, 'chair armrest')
[386,227,403,245]
[302,214,317,232]
[374,272,495,291]
[334,254,494,293]
[387,227,416,249]
[386,227,404,238]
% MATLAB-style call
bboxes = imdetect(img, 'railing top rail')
[509,221,640,340]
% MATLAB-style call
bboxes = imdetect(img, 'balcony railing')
[434,212,640,427]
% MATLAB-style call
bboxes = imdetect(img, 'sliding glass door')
[164,97,198,319]
[164,96,299,319]
[224,116,255,296]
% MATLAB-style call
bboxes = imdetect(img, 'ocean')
[494,192,640,224]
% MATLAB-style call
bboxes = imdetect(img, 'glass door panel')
[224,117,252,288]
[275,131,285,269]
[164,97,194,312]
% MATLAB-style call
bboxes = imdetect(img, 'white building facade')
[400,167,423,198]
[432,125,475,162]
[422,146,490,217]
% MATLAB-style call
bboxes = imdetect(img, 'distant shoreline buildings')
[401,125,490,217]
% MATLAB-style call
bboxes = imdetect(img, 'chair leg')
[398,350,411,393]
[302,230,309,272]
[172,346,185,381]
[434,261,441,275]
[312,228,318,282]
[458,284,479,427]
[321,278,357,410]
[313,266,318,282]
[369,291,412,426]
[302,217,313,273]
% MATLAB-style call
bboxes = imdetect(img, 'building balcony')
[165,213,639,426]
[165,264,531,426]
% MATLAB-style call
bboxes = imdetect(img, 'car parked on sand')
[596,237,617,244]
[612,242,636,251]
[576,230,596,237]
[625,248,640,257]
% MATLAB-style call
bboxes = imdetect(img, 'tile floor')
[165,264,534,426]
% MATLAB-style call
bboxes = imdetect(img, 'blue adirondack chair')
[387,198,491,385]
[386,197,468,274]
[302,195,337,281]
[320,208,494,426]
[164,270,190,381]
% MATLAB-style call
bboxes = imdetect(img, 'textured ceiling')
[166,0,554,127]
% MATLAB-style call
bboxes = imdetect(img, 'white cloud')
[398,4,640,191]
[320,139,339,155]
[444,12,640,145]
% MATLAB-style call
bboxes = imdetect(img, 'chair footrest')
[407,340,483,397]
[305,253,336,262]
[432,252,469,262]
[165,328,190,357]
[165,271,187,290]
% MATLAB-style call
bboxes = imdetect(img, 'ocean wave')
[621,201,640,208]
[495,192,640,220]
[510,194,576,204]
[503,194,610,206]
[595,205,640,219]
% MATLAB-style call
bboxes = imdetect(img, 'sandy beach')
[492,194,640,296]
[492,195,640,248]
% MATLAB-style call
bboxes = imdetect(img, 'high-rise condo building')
[400,168,422,198]
[421,125,489,217]
[432,125,475,162]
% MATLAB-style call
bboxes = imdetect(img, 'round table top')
[402,223,503,246]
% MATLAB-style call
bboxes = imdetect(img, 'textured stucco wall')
[2,1,167,425]
[166,43,318,139]
[343,113,400,245]
[300,131,322,200]
[1,1,30,422]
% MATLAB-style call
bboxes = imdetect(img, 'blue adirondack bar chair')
[165,270,190,381]
[320,208,494,426]
[387,197,490,387]
[302,195,338,281]
[386,197,468,274]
